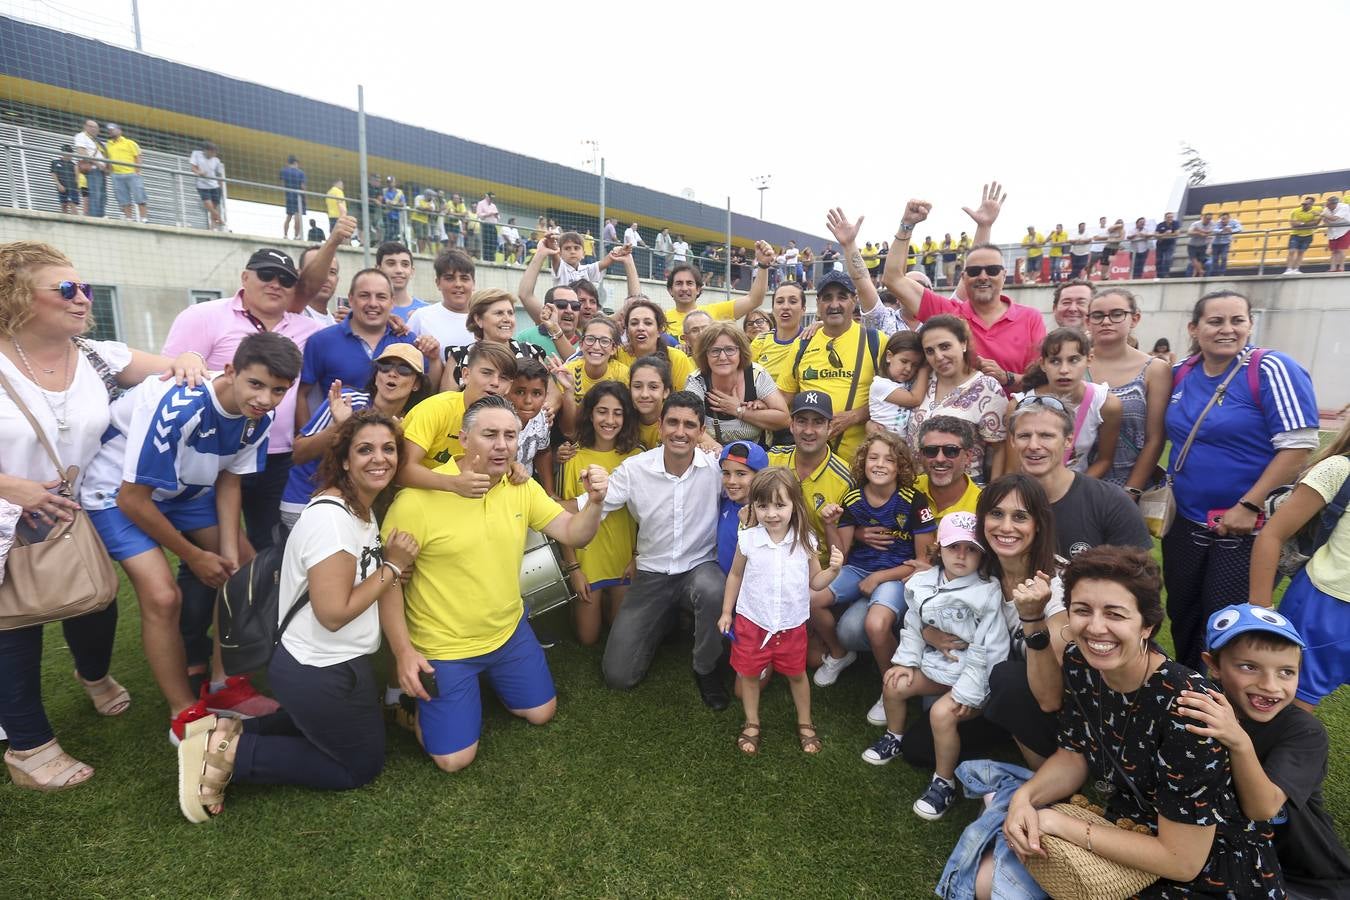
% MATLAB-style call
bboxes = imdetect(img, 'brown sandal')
[76,671,131,717]
[736,722,761,755]
[4,739,94,792]
[796,723,822,754]
[177,715,242,823]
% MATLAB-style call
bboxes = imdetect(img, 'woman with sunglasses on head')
[0,241,207,791]
[283,343,432,529]
[903,315,1008,486]
[1017,328,1122,480]
[1162,290,1318,670]
[1084,287,1171,492]
[685,322,788,452]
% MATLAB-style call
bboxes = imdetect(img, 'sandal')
[797,723,822,755]
[4,739,94,792]
[177,715,242,824]
[76,671,131,717]
[385,694,418,734]
[736,722,761,756]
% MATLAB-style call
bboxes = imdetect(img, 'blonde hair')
[0,241,78,337]
[693,321,751,380]
[466,288,517,340]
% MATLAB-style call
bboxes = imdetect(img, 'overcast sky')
[6,0,1350,246]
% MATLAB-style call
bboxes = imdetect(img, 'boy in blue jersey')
[716,441,769,574]
[82,333,302,742]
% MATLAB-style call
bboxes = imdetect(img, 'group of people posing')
[1,181,1347,898]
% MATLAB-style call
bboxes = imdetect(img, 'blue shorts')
[285,192,305,215]
[829,563,907,615]
[88,491,219,561]
[111,173,148,207]
[56,189,79,204]
[1288,234,1313,251]
[417,615,556,756]
[1277,568,1350,704]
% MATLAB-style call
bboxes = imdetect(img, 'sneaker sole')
[861,752,895,766]
[176,715,217,824]
[912,800,949,821]
[865,712,888,727]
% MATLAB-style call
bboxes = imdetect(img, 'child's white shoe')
[865,695,887,726]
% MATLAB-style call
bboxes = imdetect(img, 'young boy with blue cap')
[717,441,769,574]
[1178,603,1350,898]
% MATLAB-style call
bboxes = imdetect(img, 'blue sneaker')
[913,776,958,820]
[861,731,903,766]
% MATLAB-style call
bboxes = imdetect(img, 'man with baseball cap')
[767,392,857,684]
[774,269,881,465]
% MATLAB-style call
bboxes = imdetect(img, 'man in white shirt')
[672,234,691,263]
[592,391,729,708]
[475,192,499,261]
[188,141,226,230]
[72,118,107,218]
[1323,195,1350,272]
[498,218,522,264]
[655,227,674,279]
[408,248,476,355]
[624,222,648,277]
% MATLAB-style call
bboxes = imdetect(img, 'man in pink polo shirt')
[884,199,1044,392]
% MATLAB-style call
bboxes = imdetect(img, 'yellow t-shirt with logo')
[1022,233,1045,258]
[104,136,140,175]
[921,241,939,264]
[616,345,695,392]
[383,459,562,659]
[862,247,880,272]
[666,299,739,340]
[402,391,467,467]
[773,322,877,464]
[325,186,345,219]
[562,446,639,586]
[914,473,982,522]
[750,331,802,385]
[767,446,854,564]
[568,358,631,405]
[1046,229,1069,257]
[636,419,662,450]
[1290,205,1323,237]
[411,196,431,224]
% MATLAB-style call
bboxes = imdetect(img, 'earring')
[1060,624,1073,645]
[1139,636,1149,659]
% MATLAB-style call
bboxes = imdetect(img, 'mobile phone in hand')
[419,669,439,698]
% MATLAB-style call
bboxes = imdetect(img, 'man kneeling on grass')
[380,395,608,772]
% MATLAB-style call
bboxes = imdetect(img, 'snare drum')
[519,529,573,618]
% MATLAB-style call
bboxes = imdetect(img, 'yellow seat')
[1201,202,1221,216]
[1280,195,1302,207]
[1238,199,1260,214]
[1257,197,1281,210]
[1229,253,1261,268]
[1219,201,1241,214]
[1234,235,1260,251]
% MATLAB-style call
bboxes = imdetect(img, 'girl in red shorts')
[718,469,843,756]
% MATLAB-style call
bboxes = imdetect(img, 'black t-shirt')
[1244,704,1350,896]
[50,158,77,191]
[1155,220,1181,249]
[1050,473,1153,559]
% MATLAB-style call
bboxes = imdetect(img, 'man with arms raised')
[382,395,607,772]
[664,263,766,341]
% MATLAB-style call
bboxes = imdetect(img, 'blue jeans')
[85,167,107,217]
[0,603,119,750]
[831,565,906,653]
[1211,244,1230,274]
[936,759,1046,899]
[1155,243,1175,277]
[1132,251,1148,279]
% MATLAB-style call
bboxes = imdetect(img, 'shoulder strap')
[1065,383,1096,466]
[275,497,355,644]
[1310,455,1350,555]
[72,336,121,401]
[791,336,810,380]
[831,328,872,453]
[0,366,71,490]
[1171,353,1202,389]
[742,364,758,403]
[1246,348,1266,413]
[1171,350,1250,475]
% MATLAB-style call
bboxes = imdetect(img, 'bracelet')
[1018,615,1046,624]
[1004,370,1015,387]
[381,560,402,580]
[1237,499,1262,515]
[897,223,914,234]
[182,350,207,366]
[1084,821,1093,853]
[756,262,770,270]
[1124,486,1143,498]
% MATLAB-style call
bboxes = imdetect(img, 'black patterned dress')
[1058,645,1283,898]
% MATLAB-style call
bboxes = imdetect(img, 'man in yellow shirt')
[774,270,879,465]
[912,416,982,521]
[382,395,608,772]
[1021,226,1045,283]
[664,263,764,339]
[325,179,346,234]
[104,123,148,222]
[1285,195,1323,274]
[1045,223,1069,283]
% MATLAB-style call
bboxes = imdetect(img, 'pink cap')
[937,511,981,549]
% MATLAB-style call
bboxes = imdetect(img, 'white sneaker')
[1284,268,1298,274]
[866,695,887,726]
[812,650,857,687]
[0,723,7,742]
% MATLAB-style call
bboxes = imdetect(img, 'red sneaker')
[169,700,211,747]
[201,675,280,718]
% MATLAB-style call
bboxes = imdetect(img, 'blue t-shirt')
[299,319,417,395]
[391,297,430,322]
[1166,349,1318,525]
[281,391,372,508]
[280,165,306,192]
[1154,219,1181,248]
[838,485,936,572]
[717,496,743,574]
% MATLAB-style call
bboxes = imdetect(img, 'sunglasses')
[254,268,298,289]
[375,360,417,377]
[550,299,583,311]
[920,444,964,459]
[1087,309,1130,324]
[47,281,92,301]
[963,265,1004,278]
[825,340,843,369]
[1016,395,1068,413]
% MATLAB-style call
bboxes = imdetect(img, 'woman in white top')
[684,322,789,450]
[0,241,206,792]
[176,410,419,822]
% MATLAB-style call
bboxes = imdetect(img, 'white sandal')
[4,738,94,792]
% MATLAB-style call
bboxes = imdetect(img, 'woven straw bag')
[1024,796,1159,900]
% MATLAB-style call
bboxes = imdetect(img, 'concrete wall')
[0,208,745,350]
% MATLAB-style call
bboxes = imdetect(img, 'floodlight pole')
[131,0,143,50]
[598,157,607,259]
[358,85,370,269]
[725,196,733,298]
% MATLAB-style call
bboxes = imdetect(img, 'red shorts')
[729,615,807,677]
[1330,232,1350,252]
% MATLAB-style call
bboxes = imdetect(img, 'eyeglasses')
[46,281,92,301]
[550,299,583,311]
[963,265,1004,278]
[825,340,843,369]
[254,268,298,289]
[375,360,417,377]
[1016,395,1068,413]
[707,346,740,359]
[920,444,964,459]
[581,335,614,348]
[1087,309,1130,324]
[1190,531,1241,551]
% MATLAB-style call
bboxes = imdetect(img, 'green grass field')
[3,563,1347,897]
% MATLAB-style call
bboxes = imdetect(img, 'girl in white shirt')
[1017,327,1121,478]
[868,330,929,438]
[718,468,843,756]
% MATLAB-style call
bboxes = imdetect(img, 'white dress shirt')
[589,446,720,574]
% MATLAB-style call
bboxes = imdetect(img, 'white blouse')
[734,524,814,641]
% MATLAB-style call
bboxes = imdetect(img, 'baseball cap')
[816,269,856,295]
[790,390,834,419]
[1205,603,1306,652]
[937,511,982,549]
[375,342,425,375]
[245,248,299,279]
[719,441,769,472]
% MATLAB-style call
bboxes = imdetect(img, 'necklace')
[1091,650,1155,800]
[12,337,74,432]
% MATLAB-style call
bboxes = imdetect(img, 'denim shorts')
[112,173,147,207]
[1288,233,1313,251]
[829,563,907,615]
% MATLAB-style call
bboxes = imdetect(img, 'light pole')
[752,174,772,220]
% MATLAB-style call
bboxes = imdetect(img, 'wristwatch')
[1237,499,1262,515]
[1023,629,1052,651]
[897,222,914,235]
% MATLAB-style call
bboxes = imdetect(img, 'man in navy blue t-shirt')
[280,155,306,240]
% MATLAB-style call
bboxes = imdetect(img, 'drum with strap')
[519,529,574,618]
